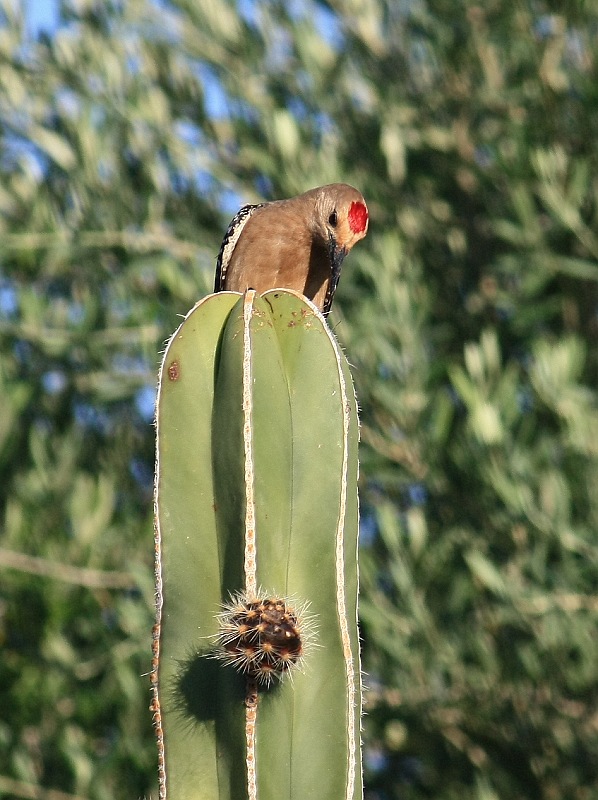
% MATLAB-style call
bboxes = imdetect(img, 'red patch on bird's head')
[348,201,368,234]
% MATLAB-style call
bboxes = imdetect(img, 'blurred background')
[1,0,597,798]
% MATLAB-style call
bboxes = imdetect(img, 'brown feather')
[216,184,368,313]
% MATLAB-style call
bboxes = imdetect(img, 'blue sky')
[24,0,344,48]
[25,0,59,36]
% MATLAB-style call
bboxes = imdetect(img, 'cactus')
[153,289,361,800]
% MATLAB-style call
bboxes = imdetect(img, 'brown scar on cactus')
[167,360,180,381]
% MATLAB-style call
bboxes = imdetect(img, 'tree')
[0,0,596,797]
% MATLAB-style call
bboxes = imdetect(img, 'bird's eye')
[328,211,338,227]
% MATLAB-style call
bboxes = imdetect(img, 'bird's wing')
[214,203,266,291]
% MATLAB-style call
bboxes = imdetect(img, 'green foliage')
[0,0,597,798]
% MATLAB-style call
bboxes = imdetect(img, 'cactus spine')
[153,289,361,799]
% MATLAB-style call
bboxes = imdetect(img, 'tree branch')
[0,548,136,589]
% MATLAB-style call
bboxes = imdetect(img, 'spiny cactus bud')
[215,591,314,686]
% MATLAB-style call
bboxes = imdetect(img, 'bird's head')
[311,183,369,252]
[309,184,368,280]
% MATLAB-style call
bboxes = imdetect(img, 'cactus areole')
[153,289,362,800]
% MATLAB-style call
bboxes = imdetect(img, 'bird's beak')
[328,234,348,284]
[322,234,348,316]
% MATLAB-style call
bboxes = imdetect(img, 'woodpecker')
[214,183,368,315]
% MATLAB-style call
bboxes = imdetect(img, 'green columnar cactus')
[153,289,361,800]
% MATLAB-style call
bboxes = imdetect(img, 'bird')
[214,183,368,315]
